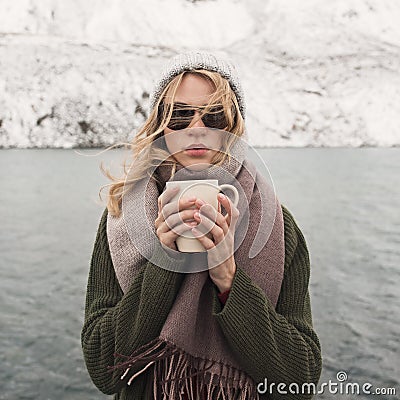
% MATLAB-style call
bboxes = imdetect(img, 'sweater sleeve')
[211,205,322,400]
[81,208,185,395]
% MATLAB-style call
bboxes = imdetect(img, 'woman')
[81,52,322,399]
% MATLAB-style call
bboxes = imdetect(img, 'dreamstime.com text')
[257,371,397,396]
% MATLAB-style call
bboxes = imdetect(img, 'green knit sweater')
[81,205,322,399]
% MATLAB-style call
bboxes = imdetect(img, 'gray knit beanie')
[149,52,246,119]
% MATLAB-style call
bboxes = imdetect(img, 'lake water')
[0,148,399,400]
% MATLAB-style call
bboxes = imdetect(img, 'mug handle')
[218,184,239,207]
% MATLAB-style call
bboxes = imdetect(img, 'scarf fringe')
[109,337,259,400]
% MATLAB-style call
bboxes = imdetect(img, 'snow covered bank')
[0,0,399,147]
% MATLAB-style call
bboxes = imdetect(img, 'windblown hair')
[100,69,245,217]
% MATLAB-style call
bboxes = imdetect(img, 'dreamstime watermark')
[257,371,397,396]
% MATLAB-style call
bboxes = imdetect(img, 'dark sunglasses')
[158,102,229,130]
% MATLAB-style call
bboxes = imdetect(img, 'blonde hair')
[99,69,245,217]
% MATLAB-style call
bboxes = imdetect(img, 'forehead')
[174,73,215,106]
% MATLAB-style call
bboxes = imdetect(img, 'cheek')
[206,135,223,153]
[214,135,223,150]
[163,131,183,155]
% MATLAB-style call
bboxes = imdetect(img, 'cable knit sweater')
[81,205,322,399]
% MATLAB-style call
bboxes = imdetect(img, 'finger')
[158,186,179,211]
[162,196,197,221]
[191,227,215,250]
[167,221,197,237]
[193,211,225,245]
[164,209,198,231]
[154,213,163,229]
[158,220,197,246]
[218,193,239,228]
[196,203,229,235]
[218,193,231,225]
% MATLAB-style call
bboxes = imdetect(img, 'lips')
[185,143,208,150]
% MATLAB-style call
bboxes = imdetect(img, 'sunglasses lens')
[167,107,195,130]
[202,106,227,129]
[159,103,228,130]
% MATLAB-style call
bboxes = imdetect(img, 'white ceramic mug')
[165,179,239,252]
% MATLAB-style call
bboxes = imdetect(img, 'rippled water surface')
[0,148,399,399]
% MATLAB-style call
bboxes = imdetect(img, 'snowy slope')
[0,0,399,147]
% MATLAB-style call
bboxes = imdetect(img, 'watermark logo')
[120,128,278,273]
[257,371,397,396]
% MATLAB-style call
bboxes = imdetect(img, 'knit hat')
[149,52,246,119]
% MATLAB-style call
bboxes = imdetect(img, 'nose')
[189,110,205,128]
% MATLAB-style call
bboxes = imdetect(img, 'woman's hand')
[155,186,199,251]
[191,193,240,292]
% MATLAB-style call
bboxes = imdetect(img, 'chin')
[185,162,212,171]
[173,157,212,170]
